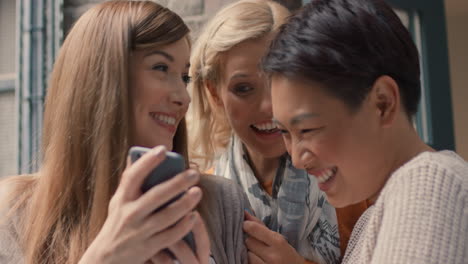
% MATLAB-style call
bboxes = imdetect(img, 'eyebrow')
[229,72,249,81]
[145,50,190,68]
[274,113,320,127]
[145,50,174,61]
[291,113,319,126]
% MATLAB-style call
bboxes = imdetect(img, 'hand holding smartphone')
[129,146,197,254]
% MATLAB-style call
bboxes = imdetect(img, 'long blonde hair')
[188,0,290,171]
[2,1,190,263]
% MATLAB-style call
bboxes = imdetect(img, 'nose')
[289,140,315,170]
[259,87,273,115]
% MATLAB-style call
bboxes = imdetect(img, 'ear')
[370,75,400,127]
[206,80,223,107]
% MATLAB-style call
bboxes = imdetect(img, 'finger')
[137,170,200,217]
[243,221,276,245]
[150,251,173,264]
[245,236,269,257]
[248,251,266,264]
[244,210,263,224]
[120,146,167,200]
[191,212,210,264]
[141,187,202,234]
[126,155,131,168]
[148,211,197,253]
[168,239,198,264]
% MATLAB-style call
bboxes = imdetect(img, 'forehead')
[162,37,190,57]
[136,37,190,63]
[221,36,272,78]
[271,75,319,101]
[271,75,329,118]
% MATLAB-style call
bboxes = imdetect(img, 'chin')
[329,200,351,209]
[258,148,287,159]
[156,142,173,150]
[329,196,366,209]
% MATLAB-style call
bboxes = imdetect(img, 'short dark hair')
[263,0,421,118]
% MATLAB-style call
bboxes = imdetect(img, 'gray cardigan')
[0,175,249,264]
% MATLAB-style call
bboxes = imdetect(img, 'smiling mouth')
[150,113,177,126]
[250,122,280,134]
[310,166,338,184]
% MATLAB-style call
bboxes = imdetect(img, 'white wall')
[0,0,16,74]
[0,91,17,177]
[0,0,17,177]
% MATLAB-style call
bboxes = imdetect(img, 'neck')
[391,121,434,170]
[369,118,434,204]
[243,145,281,184]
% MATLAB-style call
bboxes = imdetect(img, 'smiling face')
[129,37,191,150]
[212,36,285,158]
[271,76,390,208]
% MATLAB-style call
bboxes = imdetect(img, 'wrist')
[80,238,109,264]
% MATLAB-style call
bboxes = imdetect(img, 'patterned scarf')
[215,135,341,264]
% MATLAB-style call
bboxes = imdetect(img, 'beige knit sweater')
[343,151,468,264]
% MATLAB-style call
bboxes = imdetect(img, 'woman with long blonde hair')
[0,1,248,263]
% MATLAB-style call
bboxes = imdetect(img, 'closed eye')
[300,127,324,134]
[279,129,289,134]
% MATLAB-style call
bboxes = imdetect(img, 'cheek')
[136,73,168,101]
[223,97,252,130]
[309,130,348,165]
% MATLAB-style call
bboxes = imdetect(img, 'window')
[16,0,63,174]
[389,0,454,150]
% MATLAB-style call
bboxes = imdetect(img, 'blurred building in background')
[0,0,466,177]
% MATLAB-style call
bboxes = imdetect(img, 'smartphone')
[129,146,196,254]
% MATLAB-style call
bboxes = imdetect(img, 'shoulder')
[374,150,468,233]
[199,174,249,207]
[383,151,468,200]
[359,152,468,263]
[0,174,37,228]
[198,175,249,264]
[0,175,36,208]
[0,175,36,264]
[199,174,240,193]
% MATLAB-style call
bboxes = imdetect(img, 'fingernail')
[191,187,202,199]
[245,208,254,215]
[151,145,166,155]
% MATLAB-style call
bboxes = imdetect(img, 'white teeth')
[253,122,277,131]
[317,167,336,184]
[152,113,176,125]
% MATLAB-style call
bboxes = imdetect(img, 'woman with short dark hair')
[263,0,468,263]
